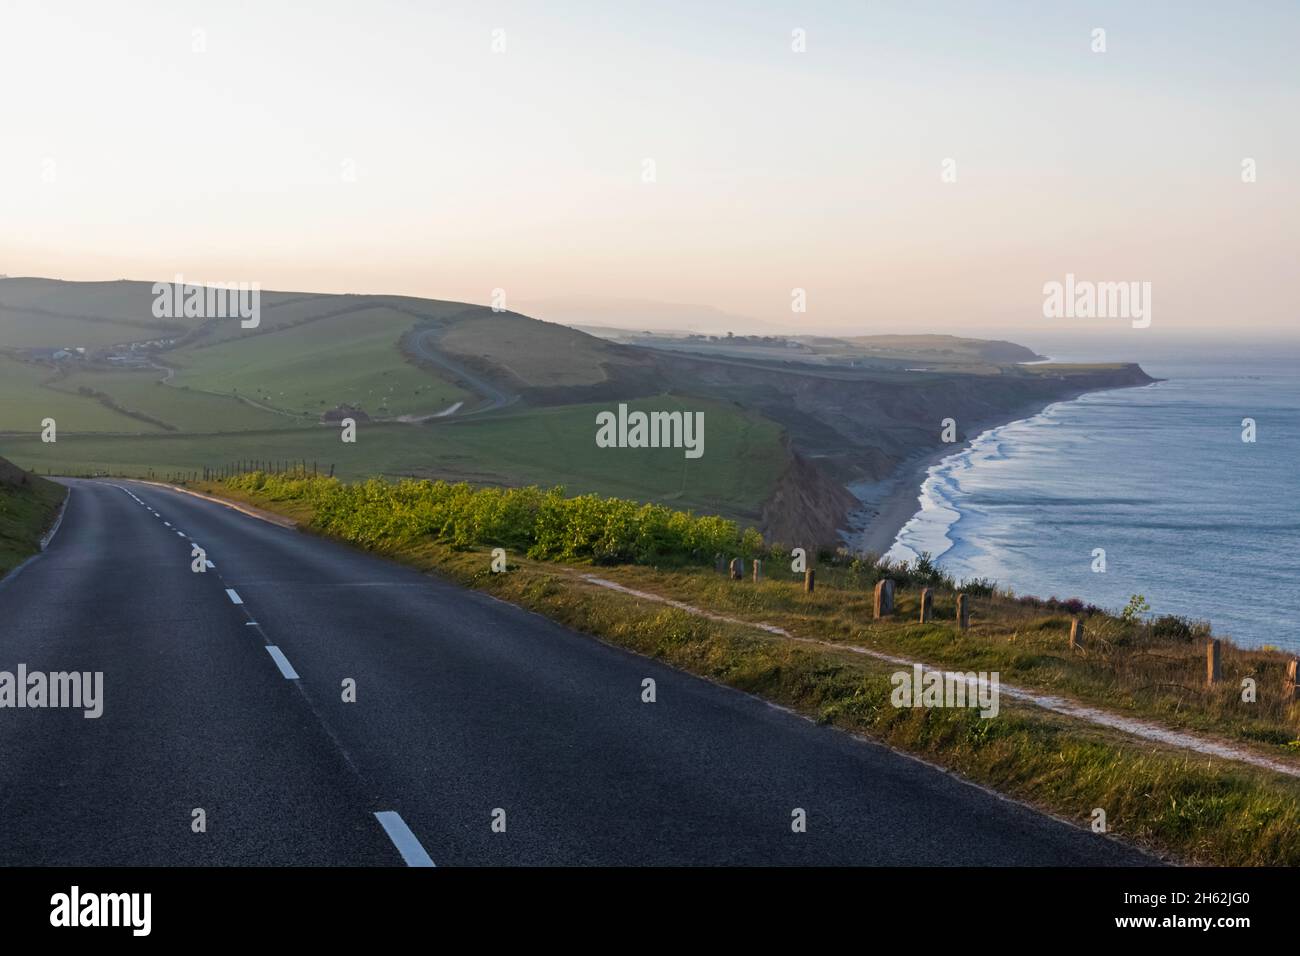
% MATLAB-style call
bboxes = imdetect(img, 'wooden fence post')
[752,559,763,583]
[803,569,815,594]
[715,553,726,574]
[956,594,969,631]
[918,587,932,623]
[1069,617,1083,650]
[873,579,894,619]
[729,558,743,581]
[1207,639,1221,687]
[1285,660,1299,703]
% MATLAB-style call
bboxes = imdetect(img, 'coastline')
[846,444,956,556]
[843,383,1152,558]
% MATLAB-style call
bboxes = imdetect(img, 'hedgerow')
[223,472,754,565]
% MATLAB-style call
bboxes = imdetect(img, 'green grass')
[48,369,290,432]
[0,308,168,349]
[0,357,157,433]
[419,398,783,520]
[0,398,787,524]
[587,562,1300,755]
[0,459,65,577]
[170,307,470,418]
[438,312,619,387]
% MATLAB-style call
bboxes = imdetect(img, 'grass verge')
[0,459,66,578]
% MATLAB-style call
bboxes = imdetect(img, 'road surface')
[0,479,1152,866]
[407,325,519,415]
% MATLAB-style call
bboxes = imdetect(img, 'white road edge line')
[373,811,436,867]
[225,588,243,605]
[264,645,300,680]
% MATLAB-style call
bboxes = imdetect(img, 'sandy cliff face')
[683,361,1154,549]
[760,442,862,551]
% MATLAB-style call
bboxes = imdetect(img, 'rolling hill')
[0,276,1154,546]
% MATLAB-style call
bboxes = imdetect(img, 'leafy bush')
[1120,593,1152,624]
[223,472,754,566]
[1150,613,1209,643]
[957,577,997,598]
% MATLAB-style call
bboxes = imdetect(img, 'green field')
[0,356,159,433]
[0,360,295,434]
[0,282,791,520]
[49,370,292,432]
[1,398,785,522]
[170,306,470,417]
[439,312,618,387]
[0,309,170,349]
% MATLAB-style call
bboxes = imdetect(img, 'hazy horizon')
[3,0,1297,338]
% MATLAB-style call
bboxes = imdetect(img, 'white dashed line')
[225,589,243,605]
[373,812,435,867]
[164,522,172,527]
[264,645,300,680]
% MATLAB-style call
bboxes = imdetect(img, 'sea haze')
[886,336,1300,651]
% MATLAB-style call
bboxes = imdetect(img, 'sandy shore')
[842,389,1110,558]
[844,445,954,556]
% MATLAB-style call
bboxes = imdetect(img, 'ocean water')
[886,339,1300,650]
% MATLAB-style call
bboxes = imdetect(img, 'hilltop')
[0,276,1153,549]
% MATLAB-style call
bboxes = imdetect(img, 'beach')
[843,389,1111,559]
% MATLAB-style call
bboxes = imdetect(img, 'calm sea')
[886,336,1300,650]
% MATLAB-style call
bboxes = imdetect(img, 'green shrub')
[1150,613,1209,643]
[223,471,753,566]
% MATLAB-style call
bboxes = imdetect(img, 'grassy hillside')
[0,276,323,348]
[0,356,159,432]
[0,277,1155,545]
[437,312,621,388]
[840,334,1043,365]
[170,306,471,418]
[0,278,179,348]
[2,398,784,524]
[46,369,290,431]
[588,330,1043,374]
[0,457,65,577]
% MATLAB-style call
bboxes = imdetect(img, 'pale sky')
[2,0,1296,336]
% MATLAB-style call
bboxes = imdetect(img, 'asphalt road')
[0,479,1153,866]
[408,325,519,415]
